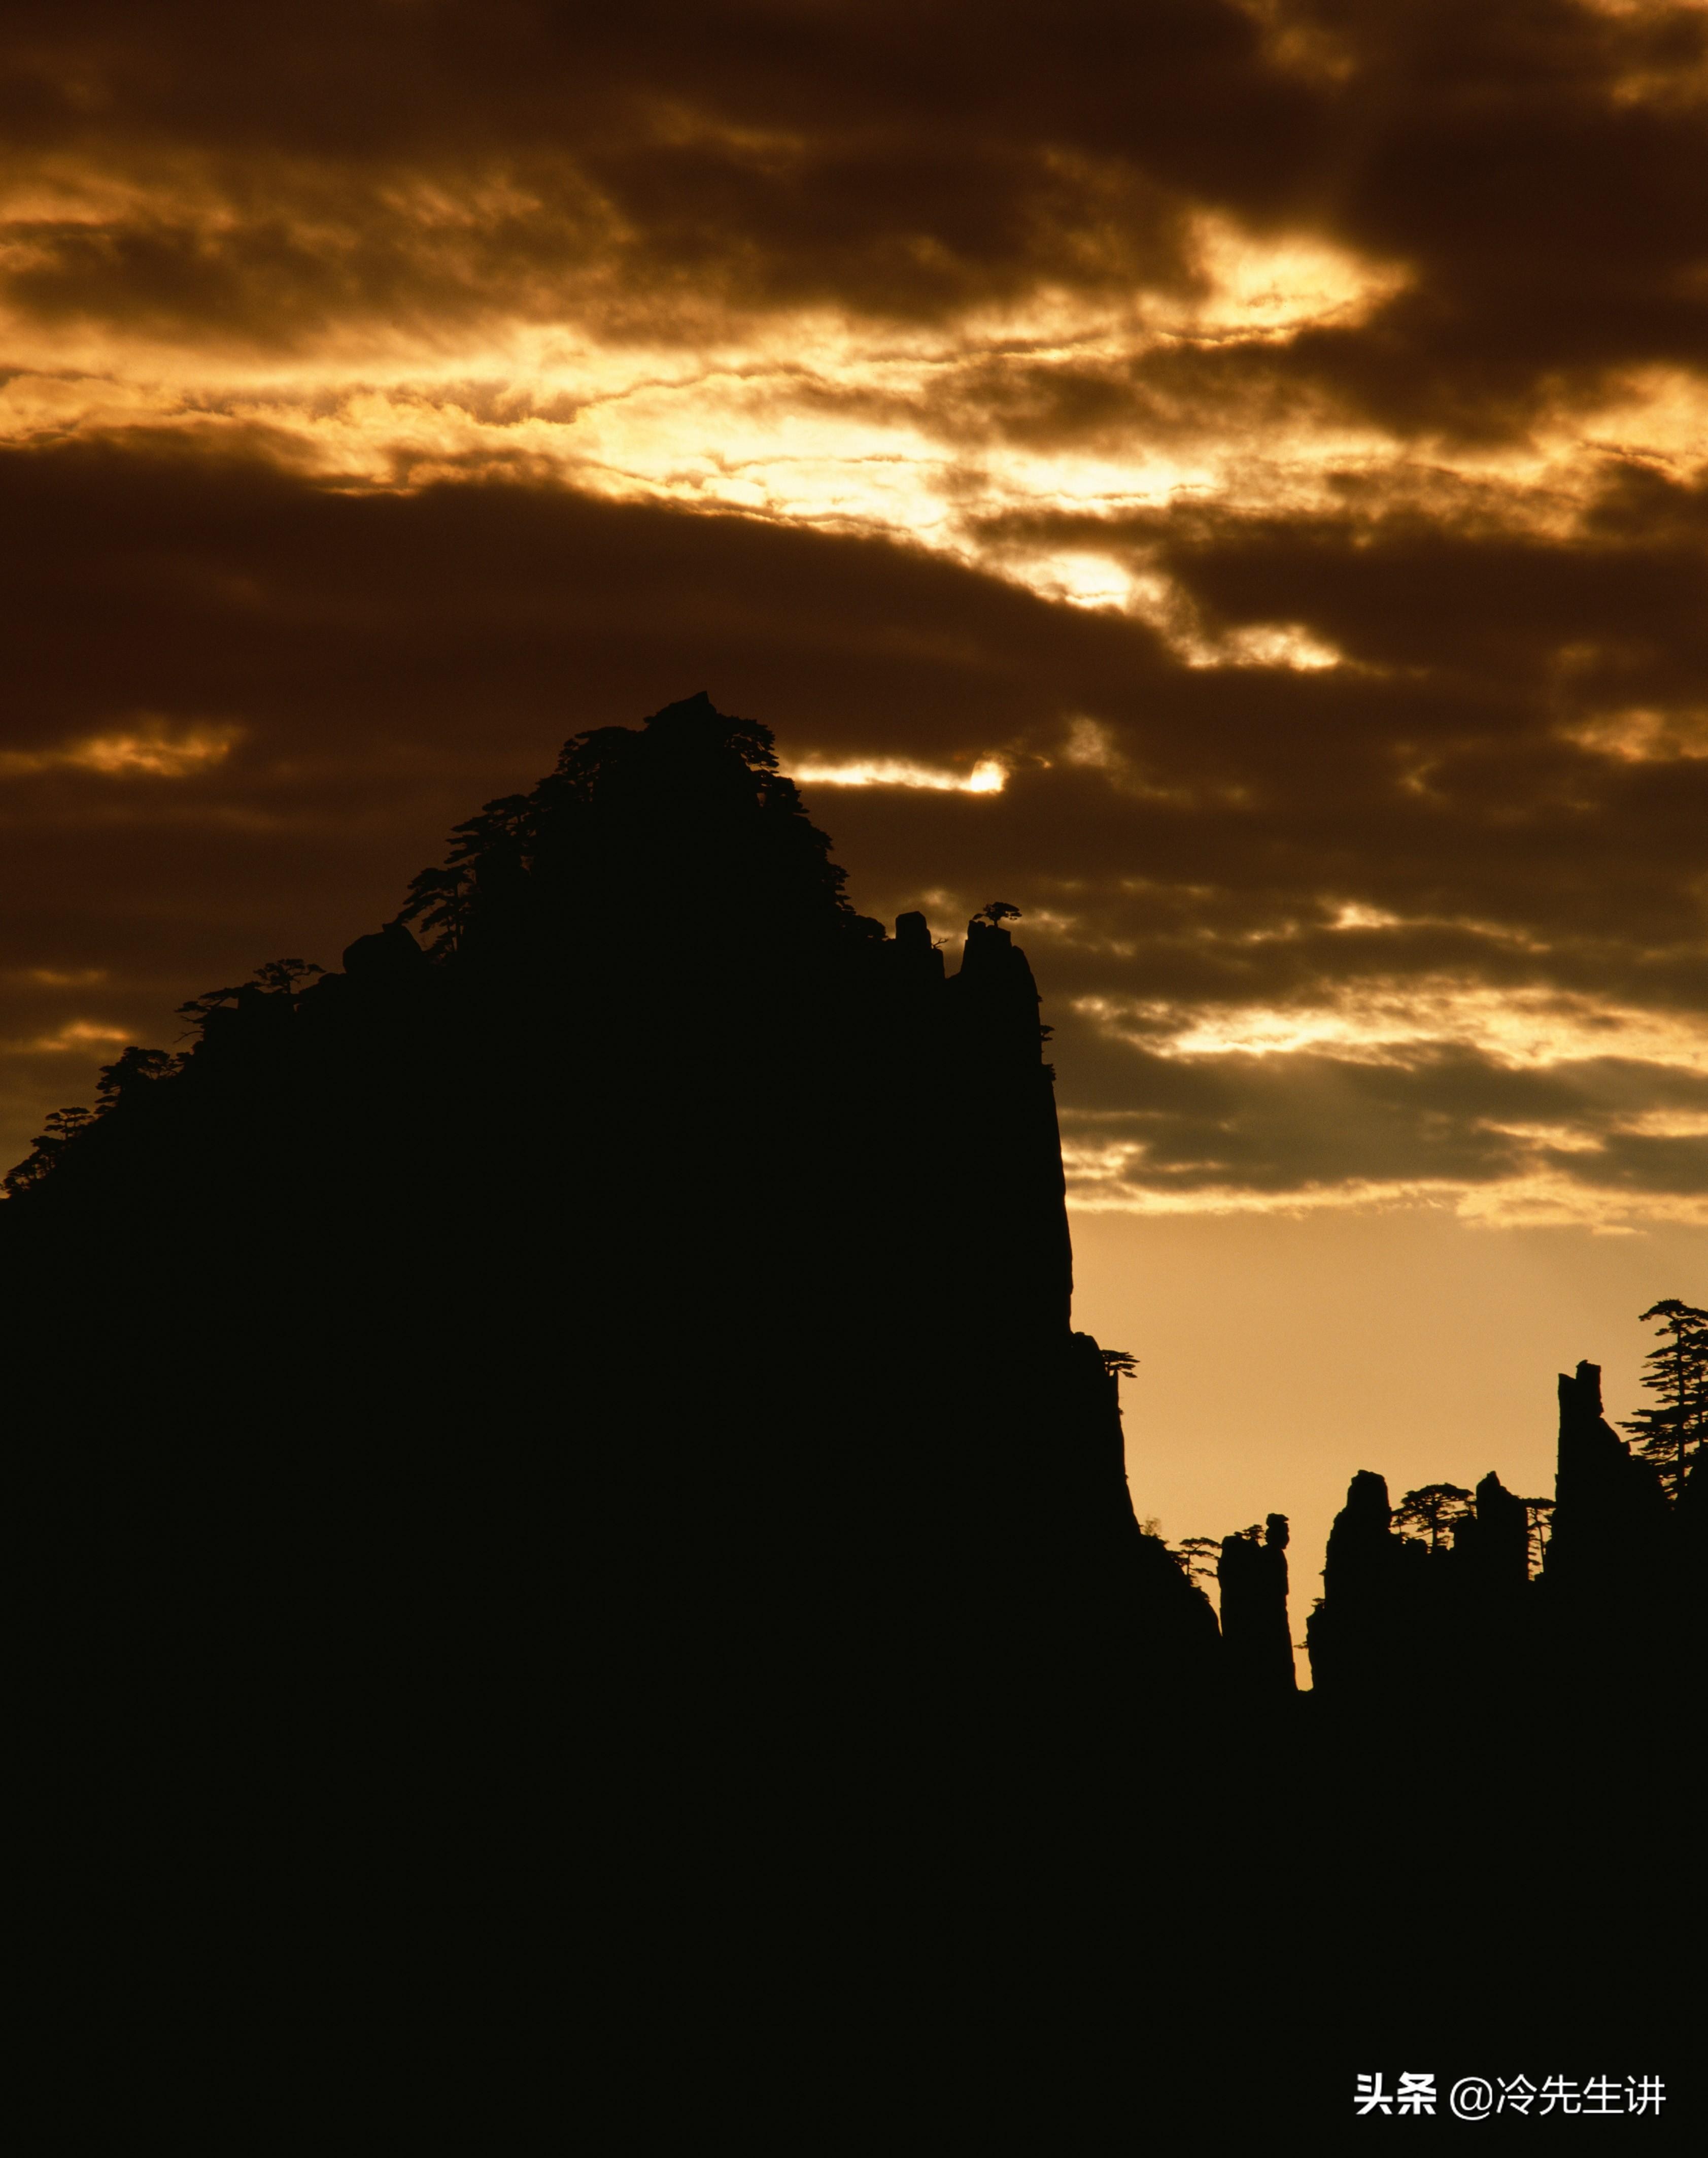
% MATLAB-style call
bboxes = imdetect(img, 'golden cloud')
[0,722,238,780]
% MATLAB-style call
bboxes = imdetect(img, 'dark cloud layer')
[5,431,1708,1216]
[7,6,1708,1217]
[0,433,1145,1158]
[4,3,1708,436]
[1054,1035,1708,1198]
[0,4,1304,327]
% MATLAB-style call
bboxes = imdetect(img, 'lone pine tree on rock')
[1623,1297,1708,1500]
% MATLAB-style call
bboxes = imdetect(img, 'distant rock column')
[1547,1360,1671,1600]
[1306,1471,1422,1706]
[1441,1471,1534,1700]
[1456,1472,1530,1598]
[1217,1514,1296,1702]
[1543,1359,1676,1695]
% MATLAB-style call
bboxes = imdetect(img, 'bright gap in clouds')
[793,757,1007,793]
[6,248,1703,664]
[1079,984,1708,1073]
[0,219,1449,657]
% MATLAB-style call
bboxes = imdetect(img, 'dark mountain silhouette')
[7,695,1219,1809]
[9,693,1699,2138]
[1307,1360,1701,1718]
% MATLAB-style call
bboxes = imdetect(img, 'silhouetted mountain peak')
[397,692,873,969]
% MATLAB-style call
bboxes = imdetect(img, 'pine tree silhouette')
[1622,1298,1708,1499]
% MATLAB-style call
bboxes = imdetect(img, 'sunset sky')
[6,2,1708,1611]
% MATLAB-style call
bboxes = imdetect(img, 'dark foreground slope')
[8,697,1698,2141]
